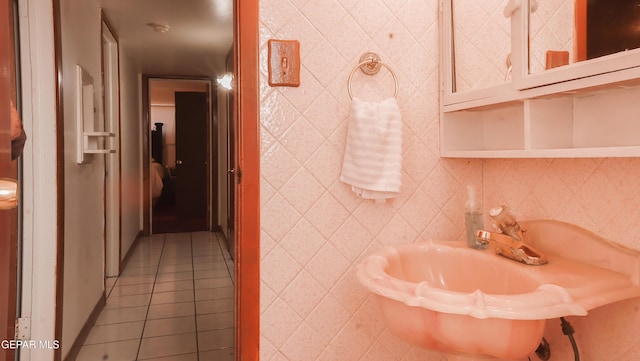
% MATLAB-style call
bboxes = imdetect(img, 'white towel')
[340,97,402,201]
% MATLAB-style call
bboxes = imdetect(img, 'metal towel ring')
[347,52,398,99]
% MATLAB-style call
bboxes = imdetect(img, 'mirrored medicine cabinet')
[441,0,640,158]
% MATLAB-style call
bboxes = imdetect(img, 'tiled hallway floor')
[76,232,235,361]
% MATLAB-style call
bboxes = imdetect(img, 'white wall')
[119,52,143,262]
[58,0,144,355]
[18,0,59,359]
[59,0,105,357]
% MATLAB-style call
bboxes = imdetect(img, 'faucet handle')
[489,205,521,239]
[475,230,492,246]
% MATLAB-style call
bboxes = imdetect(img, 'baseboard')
[119,231,143,275]
[62,294,106,361]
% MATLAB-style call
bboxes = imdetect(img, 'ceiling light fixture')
[146,23,170,33]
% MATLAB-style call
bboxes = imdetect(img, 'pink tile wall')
[453,0,511,92]
[484,158,640,360]
[260,0,481,360]
[529,0,574,73]
[260,0,640,360]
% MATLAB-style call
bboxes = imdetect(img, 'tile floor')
[75,232,235,361]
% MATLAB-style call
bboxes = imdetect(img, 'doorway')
[147,78,213,234]
[12,0,260,358]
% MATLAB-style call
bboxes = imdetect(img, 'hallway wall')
[119,51,143,262]
[58,0,143,357]
[258,0,481,360]
[17,0,59,359]
[59,0,107,357]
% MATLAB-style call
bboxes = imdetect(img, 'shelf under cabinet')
[442,146,640,158]
[441,85,640,158]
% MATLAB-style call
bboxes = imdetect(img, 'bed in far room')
[151,159,165,206]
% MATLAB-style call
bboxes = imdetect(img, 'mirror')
[529,0,640,74]
[451,0,512,92]
[528,0,574,73]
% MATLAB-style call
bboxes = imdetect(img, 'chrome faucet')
[475,205,548,265]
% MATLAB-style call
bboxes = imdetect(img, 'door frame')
[142,76,215,235]
[100,13,122,278]
[0,0,18,359]
[234,0,260,358]
[225,49,235,256]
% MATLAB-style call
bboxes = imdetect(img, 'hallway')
[75,232,234,361]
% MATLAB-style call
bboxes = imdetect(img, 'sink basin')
[357,220,640,360]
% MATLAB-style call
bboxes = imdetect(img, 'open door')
[226,57,236,257]
[101,16,121,278]
[175,91,208,226]
[0,0,19,359]
[226,89,235,257]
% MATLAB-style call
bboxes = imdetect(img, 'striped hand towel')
[340,97,402,201]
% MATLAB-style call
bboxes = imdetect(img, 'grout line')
[135,233,166,361]
[101,302,152,312]
[139,330,198,341]
[190,232,201,361]
[82,320,146,346]
[138,351,198,361]
[214,232,235,284]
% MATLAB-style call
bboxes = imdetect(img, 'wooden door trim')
[52,0,65,359]
[0,1,18,359]
[100,11,123,273]
[235,0,260,359]
[142,75,215,235]
[141,75,150,235]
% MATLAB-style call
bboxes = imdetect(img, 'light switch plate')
[268,39,300,87]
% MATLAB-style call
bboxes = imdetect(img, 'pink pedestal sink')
[357,220,640,360]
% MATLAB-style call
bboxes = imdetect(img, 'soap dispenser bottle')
[465,185,486,249]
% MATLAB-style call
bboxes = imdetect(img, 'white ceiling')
[98,0,233,77]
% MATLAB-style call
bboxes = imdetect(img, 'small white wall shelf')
[83,131,116,154]
[76,65,116,164]
[441,83,640,158]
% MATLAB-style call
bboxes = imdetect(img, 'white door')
[102,21,121,277]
